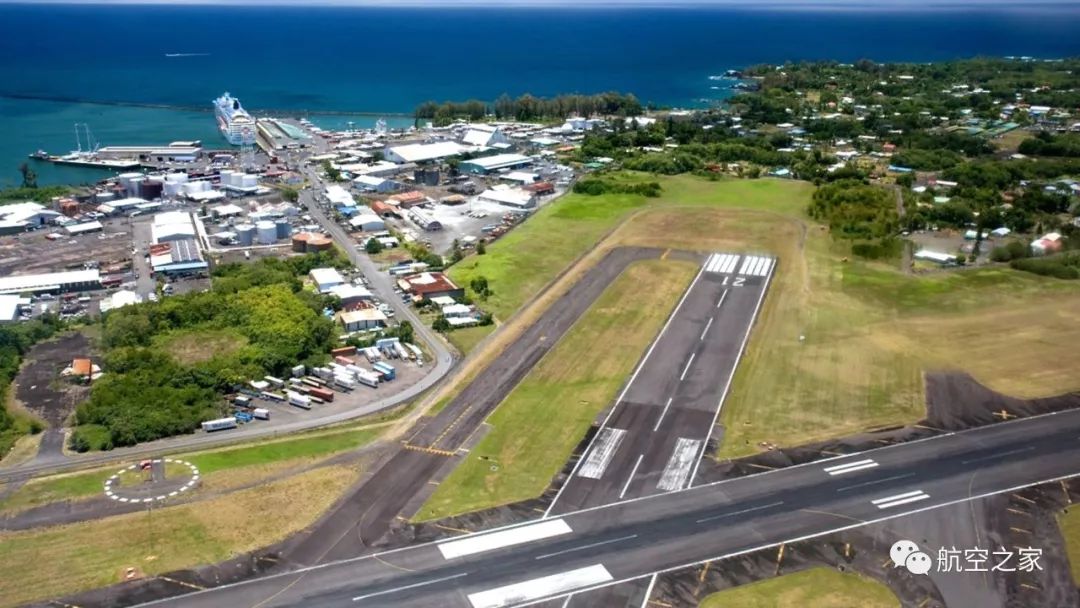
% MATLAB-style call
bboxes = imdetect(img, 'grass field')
[153,327,249,365]
[0,465,359,608]
[0,426,381,515]
[445,325,496,356]
[418,259,697,520]
[698,568,899,608]
[1058,509,1080,585]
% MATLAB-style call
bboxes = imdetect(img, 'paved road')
[281,247,669,566]
[139,407,1080,608]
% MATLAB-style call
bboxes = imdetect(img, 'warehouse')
[371,200,400,219]
[329,284,374,307]
[149,239,208,275]
[398,272,464,302]
[459,153,534,175]
[387,191,427,209]
[337,308,388,332]
[0,202,61,228]
[353,175,398,193]
[0,295,25,322]
[151,211,197,243]
[383,141,467,164]
[461,125,509,148]
[408,208,442,231]
[65,221,104,236]
[0,269,102,295]
[211,203,245,219]
[310,267,346,293]
[325,184,356,207]
[348,209,386,232]
[478,187,536,209]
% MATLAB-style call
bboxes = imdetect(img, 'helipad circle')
[103,458,200,504]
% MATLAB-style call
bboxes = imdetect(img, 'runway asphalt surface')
[280,246,671,567]
[138,406,1080,608]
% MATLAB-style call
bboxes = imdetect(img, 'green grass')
[153,327,250,365]
[0,426,381,514]
[448,175,811,320]
[1058,508,1080,585]
[418,259,697,520]
[698,568,900,608]
[444,325,496,355]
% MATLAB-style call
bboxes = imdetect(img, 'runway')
[138,406,1080,608]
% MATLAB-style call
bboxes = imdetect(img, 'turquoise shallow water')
[2,4,1079,186]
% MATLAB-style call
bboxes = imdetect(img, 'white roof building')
[0,202,61,227]
[0,270,101,295]
[211,203,244,218]
[65,221,103,235]
[461,125,509,148]
[329,284,373,304]
[348,209,386,232]
[502,171,539,184]
[478,187,536,209]
[384,141,467,164]
[310,268,346,293]
[325,184,356,207]
[0,294,22,322]
[151,211,196,243]
[100,289,142,313]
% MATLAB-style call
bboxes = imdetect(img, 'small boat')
[28,149,50,160]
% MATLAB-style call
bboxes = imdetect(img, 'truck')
[405,343,423,361]
[287,391,312,410]
[394,342,411,360]
[261,391,286,402]
[333,375,355,390]
[252,407,271,420]
[233,394,252,407]
[372,361,396,380]
[355,370,380,388]
[202,417,238,432]
[264,376,285,388]
[314,367,333,381]
[307,386,334,402]
[234,411,254,423]
[290,364,306,378]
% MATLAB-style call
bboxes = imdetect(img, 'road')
[139,406,1080,608]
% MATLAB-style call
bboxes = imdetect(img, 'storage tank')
[230,172,245,188]
[163,181,182,197]
[128,176,146,197]
[307,234,333,251]
[235,223,255,246]
[291,232,311,253]
[241,174,258,188]
[140,180,163,200]
[165,172,188,184]
[275,218,292,239]
[256,220,277,244]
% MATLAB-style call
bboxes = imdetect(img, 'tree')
[365,238,384,255]
[432,316,450,332]
[18,163,37,189]
[476,240,486,255]
[280,185,300,203]
[322,160,342,182]
[394,320,415,344]
[449,239,464,264]
[469,276,491,300]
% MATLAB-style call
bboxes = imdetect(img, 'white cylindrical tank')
[235,223,255,246]
[256,220,277,244]
[166,172,188,183]
[219,170,234,186]
[163,182,181,197]
[241,174,258,188]
[230,173,245,187]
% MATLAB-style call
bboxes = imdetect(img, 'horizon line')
[3,0,1080,9]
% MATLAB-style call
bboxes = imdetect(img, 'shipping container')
[252,408,271,420]
[372,361,396,380]
[233,395,252,407]
[261,391,286,402]
[308,395,325,405]
[235,411,254,423]
[363,347,381,362]
[202,417,237,432]
[290,364,306,378]
[287,391,312,409]
[333,375,355,390]
[331,345,357,357]
[314,367,333,381]
[394,342,411,360]
[307,386,334,402]
[264,376,285,388]
[334,356,353,366]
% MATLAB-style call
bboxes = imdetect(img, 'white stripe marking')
[876,493,930,509]
[620,455,644,499]
[823,459,878,474]
[658,438,702,492]
[696,500,786,524]
[699,317,713,341]
[716,290,728,309]
[353,572,469,602]
[577,428,627,479]
[826,462,879,475]
[679,353,696,381]
[534,534,638,560]
[871,490,925,504]
[738,256,753,275]
[722,254,740,274]
[467,565,613,608]
[654,398,674,432]
[748,257,764,276]
[438,519,573,560]
[758,258,774,277]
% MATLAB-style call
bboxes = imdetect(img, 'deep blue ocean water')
[1,3,1079,185]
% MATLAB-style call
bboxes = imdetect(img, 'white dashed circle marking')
[103,458,200,503]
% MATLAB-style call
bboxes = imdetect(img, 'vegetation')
[699,568,899,608]
[0,184,71,204]
[808,179,897,240]
[573,177,662,197]
[1058,508,1080,586]
[1010,252,1080,280]
[0,318,63,459]
[71,253,347,451]
[421,259,696,520]
[414,91,644,125]
[1019,132,1080,158]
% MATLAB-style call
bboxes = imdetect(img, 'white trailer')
[252,408,271,420]
[363,347,381,362]
[290,364,306,378]
[356,370,380,388]
[287,391,312,409]
[314,367,333,381]
[264,375,286,388]
[333,375,355,390]
[394,342,411,360]
[202,417,237,432]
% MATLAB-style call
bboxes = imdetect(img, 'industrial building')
[408,208,442,231]
[149,239,208,276]
[0,269,102,295]
[329,284,374,308]
[459,153,533,175]
[310,267,346,293]
[387,191,426,208]
[96,142,203,163]
[336,308,388,332]
[0,295,26,322]
[97,197,147,215]
[325,184,356,207]
[398,272,464,302]
[151,211,198,243]
[371,200,400,218]
[353,175,398,193]
[478,187,536,209]
[461,125,509,148]
[0,202,61,229]
[65,221,104,236]
[348,209,386,232]
[384,141,467,164]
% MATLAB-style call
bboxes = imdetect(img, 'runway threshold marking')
[438,518,573,560]
[578,428,627,479]
[657,438,701,492]
[534,534,638,560]
[872,490,930,509]
[352,572,469,602]
[620,454,645,499]
[467,564,613,608]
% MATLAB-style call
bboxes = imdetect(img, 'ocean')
[1,3,1079,186]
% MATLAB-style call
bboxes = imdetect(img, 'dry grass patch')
[699,568,899,608]
[419,259,697,520]
[0,465,359,608]
[154,328,249,365]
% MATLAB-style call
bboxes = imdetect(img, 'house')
[1031,232,1063,256]
[310,267,346,293]
[388,191,427,209]
[398,272,464,302]
[337,308,387,332]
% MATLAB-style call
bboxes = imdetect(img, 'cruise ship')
[213,92,256,146]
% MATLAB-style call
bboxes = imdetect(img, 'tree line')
[414,92,644,125]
